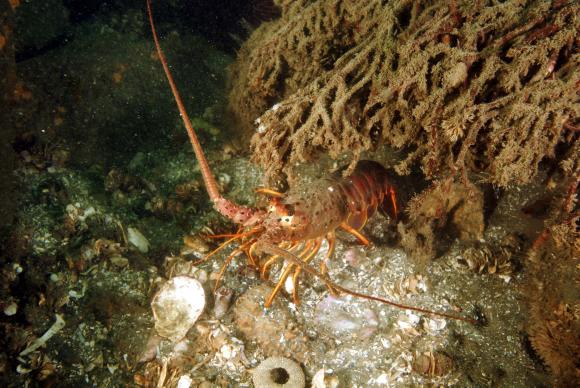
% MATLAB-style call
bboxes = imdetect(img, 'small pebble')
[128,227,150,253]
[110,255,129,268]
[176,375,193,388]
[4,302,18,316]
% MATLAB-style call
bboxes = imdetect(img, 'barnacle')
[455,233,524,277]
[93,238,122,258]
[252,356,305,388]
[212,286,234,319]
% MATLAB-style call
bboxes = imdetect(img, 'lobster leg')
[255,241,478,325]
[193,235,239,266]
[257,241,343,304]
[255,188,284,197]
[388,186,398,219]
[321,232,339,296]
[213,239,256,291]
[265,241,317,307]
[379,186,399,219]
[193,227,261,266]
[265,264,295,307]
[260,242,299,280]
[246,242,259,267]
[290,239,322,305]
[339,222,370,245]
[321,232,336,275]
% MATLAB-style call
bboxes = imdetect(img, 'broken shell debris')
[312,368,339,388]
[127,227,150,253]
[151,276,206,342]
[20,314,66,356]
[412,351,454,377]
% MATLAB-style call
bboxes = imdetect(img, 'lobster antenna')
[146,0,220,202]
[257,241,479,325]
[146,0,258,224]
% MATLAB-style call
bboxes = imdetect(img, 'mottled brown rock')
[398,179,484,264]
[527,218,580,386]
[233,284,311,363]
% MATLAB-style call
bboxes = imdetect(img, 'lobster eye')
[280,215,294,226]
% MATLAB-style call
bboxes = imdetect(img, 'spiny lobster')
[146,0,477,325]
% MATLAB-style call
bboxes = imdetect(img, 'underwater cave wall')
[228,0,579,185]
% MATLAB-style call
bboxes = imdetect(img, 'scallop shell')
[151,276,205,342]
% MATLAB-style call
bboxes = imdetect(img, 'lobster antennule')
[146,0,257,223]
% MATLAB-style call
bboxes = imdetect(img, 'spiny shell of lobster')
[253,162,398,243]
[146,0,477,324]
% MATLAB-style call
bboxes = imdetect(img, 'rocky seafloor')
[1,1,577,387]
[2,137,569,387]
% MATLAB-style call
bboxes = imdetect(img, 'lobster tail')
[336,160,399,230]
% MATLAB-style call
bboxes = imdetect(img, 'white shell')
[426,317,447,332]
[176,375,193,388]
[20,314,66,356]
[152,276,205,342]
[128,227,150,253]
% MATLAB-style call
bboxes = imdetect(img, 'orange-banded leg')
[246,242,259,267]
[320,232,339,296]
[346,213,367,230]
[260,241,300,280]
[265,264,295,308]
[213,239,256,291]
[320,231,336,276]
[264,241,316,307]
[388,186,398,219]
[290,238,323,305]
[255,187,284,197]
[193,235,240,266]
[193,227,261,266]
[339,222,370,246]
[255,241,478,325]
[203,225,244,239]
